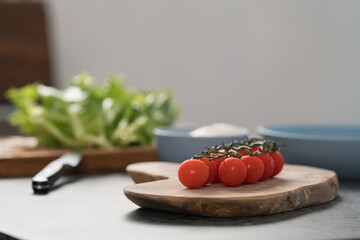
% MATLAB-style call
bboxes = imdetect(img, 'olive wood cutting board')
[124,162,339,217]
[0,136,159,177]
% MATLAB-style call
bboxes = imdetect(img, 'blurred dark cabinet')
[0,1,51,102]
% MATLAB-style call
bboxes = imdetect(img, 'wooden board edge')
[124,174,339,217]
[0,148,160,178]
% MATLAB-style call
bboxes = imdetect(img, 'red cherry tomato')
[241,156,265,184]
[257,153,275,181]
[218,157,247,187]
[252,146,260,153]
[198,157,216,184]
[210,152,226,183]
[226,149,237,157]
[178,159,209,189]
[237,148,248,157]
[269,151,284,177]
[237,147,256,157]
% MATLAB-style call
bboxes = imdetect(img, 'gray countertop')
[0,172,359,240]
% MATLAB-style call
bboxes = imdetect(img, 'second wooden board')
[124,162,338,217]
[0,136,159,177]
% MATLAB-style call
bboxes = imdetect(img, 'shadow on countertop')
[0,231,20,240]
[125,195,341,226]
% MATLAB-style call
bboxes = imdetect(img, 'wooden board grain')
[124,162,339,217]
[0,136,159,177]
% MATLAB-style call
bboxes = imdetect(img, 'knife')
[32,151,82,194]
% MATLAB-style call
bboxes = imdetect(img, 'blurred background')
[1,0,359,134]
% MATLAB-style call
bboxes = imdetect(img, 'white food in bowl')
[189,123,247,137]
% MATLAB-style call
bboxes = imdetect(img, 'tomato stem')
[192,138,285,161]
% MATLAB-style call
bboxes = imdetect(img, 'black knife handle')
[32,152,81,194]
[32,164,71,194]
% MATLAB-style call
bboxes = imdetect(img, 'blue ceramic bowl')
[257,125,360,178]
[154,126,249,163]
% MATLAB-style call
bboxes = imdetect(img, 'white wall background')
[46,0,360,134]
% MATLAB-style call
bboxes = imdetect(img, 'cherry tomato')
[269,151,284,177]
[198,157,216,184]
[241,156,265,184]
[237,148,248,157]
[178,159,209,189]
[218,157,247,187]
[257,153,275,181]
[252,146,260,153]
[237,147,256,157]
[210,152,226,183]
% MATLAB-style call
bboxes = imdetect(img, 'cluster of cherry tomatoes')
[177,138,284,189]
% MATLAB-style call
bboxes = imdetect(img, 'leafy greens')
[6,72,180,148]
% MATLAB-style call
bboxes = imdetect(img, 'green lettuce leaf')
[6,72,180,148]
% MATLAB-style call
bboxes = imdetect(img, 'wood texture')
[0,1,51,102]
[0,136,159,177]
[124,162,339,217]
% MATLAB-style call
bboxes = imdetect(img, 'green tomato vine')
[192,138,285,161]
